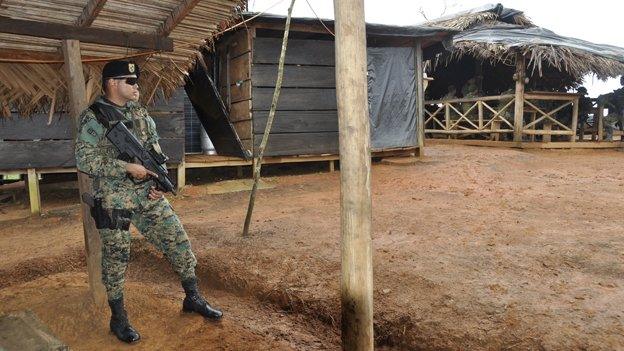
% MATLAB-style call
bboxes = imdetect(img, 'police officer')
[75,60,222,344]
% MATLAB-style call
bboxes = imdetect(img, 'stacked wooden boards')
[0,90,185,170]
[214,29,339,157]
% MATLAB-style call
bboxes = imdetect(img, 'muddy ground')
[1,145,623,350]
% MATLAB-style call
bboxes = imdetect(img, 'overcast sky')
[248,0,623,97]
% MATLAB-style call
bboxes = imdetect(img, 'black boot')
[181,278,223,320]
[108,297,141,343]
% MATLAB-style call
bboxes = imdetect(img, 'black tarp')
[367,47,416,149]
[429,3,524,26]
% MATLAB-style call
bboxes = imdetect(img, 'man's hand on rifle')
[125,163,159,180]
[148,186,164,200]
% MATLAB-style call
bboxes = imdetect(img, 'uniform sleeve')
[75,110,128,178]
[143,109,169,164]
[144,110,160,146]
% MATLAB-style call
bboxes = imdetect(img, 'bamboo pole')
[414,40,424,157]
[242,0,295,237]
[334,0,374,348]
[513,53,525,142]
[62,39,107,308]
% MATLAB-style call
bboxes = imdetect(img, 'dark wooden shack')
[186,13,456,158]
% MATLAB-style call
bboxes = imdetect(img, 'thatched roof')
[426,3,532,30]
[427,3,624,80]
[0,0,245,117]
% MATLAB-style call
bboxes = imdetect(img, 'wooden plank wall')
[216,30,253,151]
[0,90,185,171]
[251,35,339,156]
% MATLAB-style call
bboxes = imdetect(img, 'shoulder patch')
[79,118,105,145]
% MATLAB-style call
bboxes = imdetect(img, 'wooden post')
[226,50,231,109]
[62,39,107,307]
[570,97,579,142]
[543,120,552,142]
[477,101,483,130]
[513,53,525,142]
[27,168,41,215]
[490,120,500,141]
[597,104,604,141]
[329,160,335,172]
[176,160,186,192]
[414,40,425,157]
[334,0,374,349]
[445,103,450,138]
[530,112,536,142]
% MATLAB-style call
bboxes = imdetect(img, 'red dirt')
[1,145,624,350]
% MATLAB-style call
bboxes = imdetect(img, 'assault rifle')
[106,121,177,195]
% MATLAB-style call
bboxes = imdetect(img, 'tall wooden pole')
[334,0,374,349]
[62,39,107,307]
[513,53,525,142]
[242,0,296,237]
[414,40,425,157]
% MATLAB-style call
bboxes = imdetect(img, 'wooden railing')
[425,91,580,142]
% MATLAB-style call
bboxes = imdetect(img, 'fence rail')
[425,92,580,142]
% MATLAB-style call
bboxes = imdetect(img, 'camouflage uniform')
[598,87,624,141]
[75,97,196,300]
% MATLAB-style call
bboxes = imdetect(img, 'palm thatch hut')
[0,0,246,216]
[0,0,245,117]
[422,3,624,147]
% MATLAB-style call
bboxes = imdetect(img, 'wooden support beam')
[414,40,425,157]
[530,112,536,142]
[0,16,173,51]
[159,0,201,37]
[334,0,374,348]
[570,97,579,142]
[513,53,525,142]
[62,39,108,307]
[76,0,108,27]
[598,104,604,141]
[176,161,186,191]
[27,168,41,215]
[477,101,484,130]
[329,160,335,172]
[543,120,552,142]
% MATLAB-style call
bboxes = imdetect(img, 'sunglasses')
[112,77,139,86]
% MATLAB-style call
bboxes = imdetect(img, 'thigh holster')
[89,198,132,230]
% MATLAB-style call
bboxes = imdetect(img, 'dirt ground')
[1,145,623,350]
